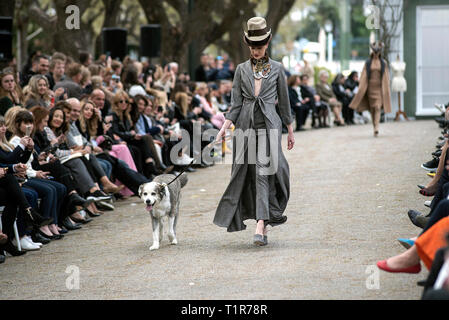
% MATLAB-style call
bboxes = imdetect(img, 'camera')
[157,106,164,113]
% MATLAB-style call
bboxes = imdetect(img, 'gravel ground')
[0,120,438,300]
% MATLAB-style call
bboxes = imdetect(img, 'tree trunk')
[0,0,15,17]
[95,0,123,58]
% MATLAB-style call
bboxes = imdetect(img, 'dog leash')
[164,159,195,187]
[164,134,232,188]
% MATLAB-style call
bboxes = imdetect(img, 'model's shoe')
[0,252,5,264]
[397,238,415,250]
[377,260,421,274]
[253,234,265,246]
[424,200,431,208]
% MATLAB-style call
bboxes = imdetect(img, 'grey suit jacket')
[214,59,292,232]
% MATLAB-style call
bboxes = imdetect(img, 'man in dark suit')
[299,74,329,128]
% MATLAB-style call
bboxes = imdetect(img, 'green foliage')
[313,65,335,85]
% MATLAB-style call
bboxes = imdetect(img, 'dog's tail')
[179,173,188,188]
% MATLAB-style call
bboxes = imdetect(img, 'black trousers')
[96,153,150,195]
[38,160,77,193]
[0,174,29,238]
[421,199,449,235]
[422,246,449,300]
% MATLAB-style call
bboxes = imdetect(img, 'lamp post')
[324,20,333,64]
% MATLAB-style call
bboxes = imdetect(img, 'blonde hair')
[0,115,15,152]
[80,66,91,87]
[23,75,50,103]
[91,76,103,90]
[146,88,167,112]
[175,92,189,117]
[4,106,27,139]
[79,99,99,138]
[111,90,132,123]
[153,65,163,81]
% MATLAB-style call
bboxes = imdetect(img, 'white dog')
[138,173,188,251]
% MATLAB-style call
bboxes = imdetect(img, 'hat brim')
[243,33,272,47]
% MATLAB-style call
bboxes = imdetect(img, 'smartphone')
[25,125,32,137]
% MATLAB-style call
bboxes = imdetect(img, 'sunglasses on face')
[119,100,129,104]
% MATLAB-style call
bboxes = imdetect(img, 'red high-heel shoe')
[377,260,421,274]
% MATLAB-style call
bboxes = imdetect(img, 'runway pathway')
[0,120,438,299]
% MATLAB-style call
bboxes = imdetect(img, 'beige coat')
[349,58,392,113]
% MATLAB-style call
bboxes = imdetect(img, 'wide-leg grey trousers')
[248,101,272,222]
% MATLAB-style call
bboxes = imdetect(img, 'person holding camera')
[6,110,68,241]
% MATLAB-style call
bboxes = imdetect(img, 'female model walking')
[213,17,295,246]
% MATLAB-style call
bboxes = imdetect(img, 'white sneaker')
[424,200,431,208]
[13,238,40,251]
[25,236,42,247]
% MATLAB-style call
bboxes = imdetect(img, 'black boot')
[24,208,53,231]
[145,162,161,178]
[1,240,27,256]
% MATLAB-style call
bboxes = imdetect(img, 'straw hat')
[243,17,272,47]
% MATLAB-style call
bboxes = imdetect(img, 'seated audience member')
[66,98,124,194]
[79,51,93,67]
[316,70,345,126]
[299,74,328,128]
[195,53,209,82]
[23,75,53,109]
[195,82,225,130]
[54,63,84,100]
[90,88,110,123]
[45,105,112,215]
[332,73,354,125]
[47,57,66,90]
[20,55,50,88]
[288,75,309,132]
[0,68,24,116]
[7,110,67,240]
[109,90,164,177]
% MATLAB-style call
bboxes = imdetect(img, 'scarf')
[250,54,271,79]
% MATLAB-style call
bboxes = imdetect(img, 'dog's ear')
[138,184,145,198]
[158,183,167,198]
